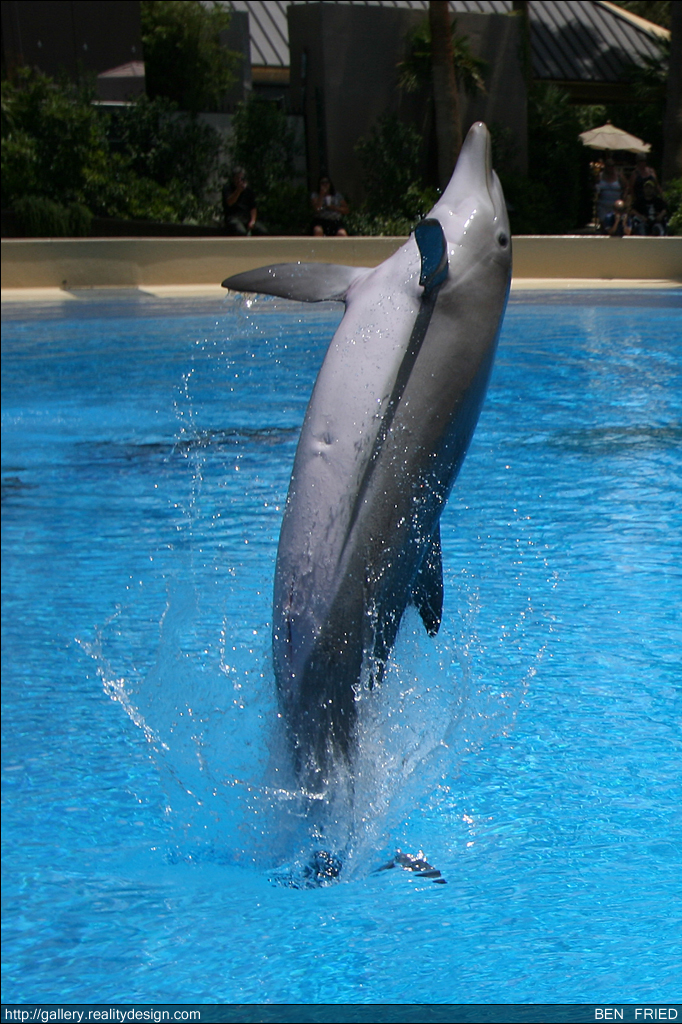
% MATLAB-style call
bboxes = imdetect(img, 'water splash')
[81,297,553,882]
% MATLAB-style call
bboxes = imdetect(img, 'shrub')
[2,70,225,228]
[229,95,298,198]
[258,182,311,236]
[13,196,93,237]
[140,0,238,113]
[526,84,584,233]
[348,115,439,233]
[228,95,307,232]
[344,211,414,237]
[111,96,224,221]
[1,69,109,210]
[355,115,422,219]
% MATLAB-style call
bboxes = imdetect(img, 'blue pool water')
[2,289,681,1005]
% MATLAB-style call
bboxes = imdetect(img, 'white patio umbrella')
[579,122,651,154]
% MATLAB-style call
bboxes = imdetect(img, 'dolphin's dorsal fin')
[412,524,443,637]
[415,218,448,296]
[222,263,369,303]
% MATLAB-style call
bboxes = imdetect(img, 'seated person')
[311,177,349,236]
[603,200,633,237]
[222,168,267,236]
[631,181,668,236]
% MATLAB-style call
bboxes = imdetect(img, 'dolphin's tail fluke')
[376,849,448,884]
[272,849,447,889]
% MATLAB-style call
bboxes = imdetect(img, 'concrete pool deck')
[1,235,680,301]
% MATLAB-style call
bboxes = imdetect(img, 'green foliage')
[489,123,522,178]
[1,69,109,209]
[140,0,238,113]
[110,95,224,220]
[114,96,221,194]
[354,115,436,225]
[397,17,487,97]
[78,152,188,222]
[258,182,311,236]
[13,196,92,237]
[229,95,298,198]
[344,210,415,237]
[492,84,601,234]
[228,95,307,232]
[496,174,556,236]
[663,177,682,234]
[528,83,582,172]
[507,84,586,234]
[1,69,225,231]
[1,129,41,204]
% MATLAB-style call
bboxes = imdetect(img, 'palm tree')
[398,4,487,186]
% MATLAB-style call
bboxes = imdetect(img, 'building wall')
[220,10,253,110]
[2,0,143,79]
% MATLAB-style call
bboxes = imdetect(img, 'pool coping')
[1,279,679,305]
[2,235,681,300]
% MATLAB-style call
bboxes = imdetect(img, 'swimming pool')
[2,289,681,1005]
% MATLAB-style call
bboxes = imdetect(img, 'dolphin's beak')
[439,122,493,207]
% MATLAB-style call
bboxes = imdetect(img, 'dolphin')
[222,122,511,793]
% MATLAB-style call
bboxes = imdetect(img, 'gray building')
[225,1,667,104]
[1,0,145,96]
[223,1,668,194]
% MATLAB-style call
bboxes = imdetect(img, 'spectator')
[223,168,267,236]
[595,158,626,232]
[626,156,662,209]
[603,199,633,237]
[311,176,349,237]
[631,180,668,236]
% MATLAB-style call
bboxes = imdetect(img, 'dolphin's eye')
[497,232,509,248]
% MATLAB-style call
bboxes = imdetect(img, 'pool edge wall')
[2,235,681,292]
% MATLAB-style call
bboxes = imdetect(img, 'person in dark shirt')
[626,155,662,209]
[631,180,668,236]
[222,168,267,235]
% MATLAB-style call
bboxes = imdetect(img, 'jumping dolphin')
[223,122,511,793]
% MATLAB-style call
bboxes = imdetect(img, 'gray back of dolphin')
[223,123,511,792]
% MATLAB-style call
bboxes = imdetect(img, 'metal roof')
[220,0,666,82]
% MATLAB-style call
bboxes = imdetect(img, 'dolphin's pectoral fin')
[222,263,369,303]
[415,219,448,296]
[412,524,444,637]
